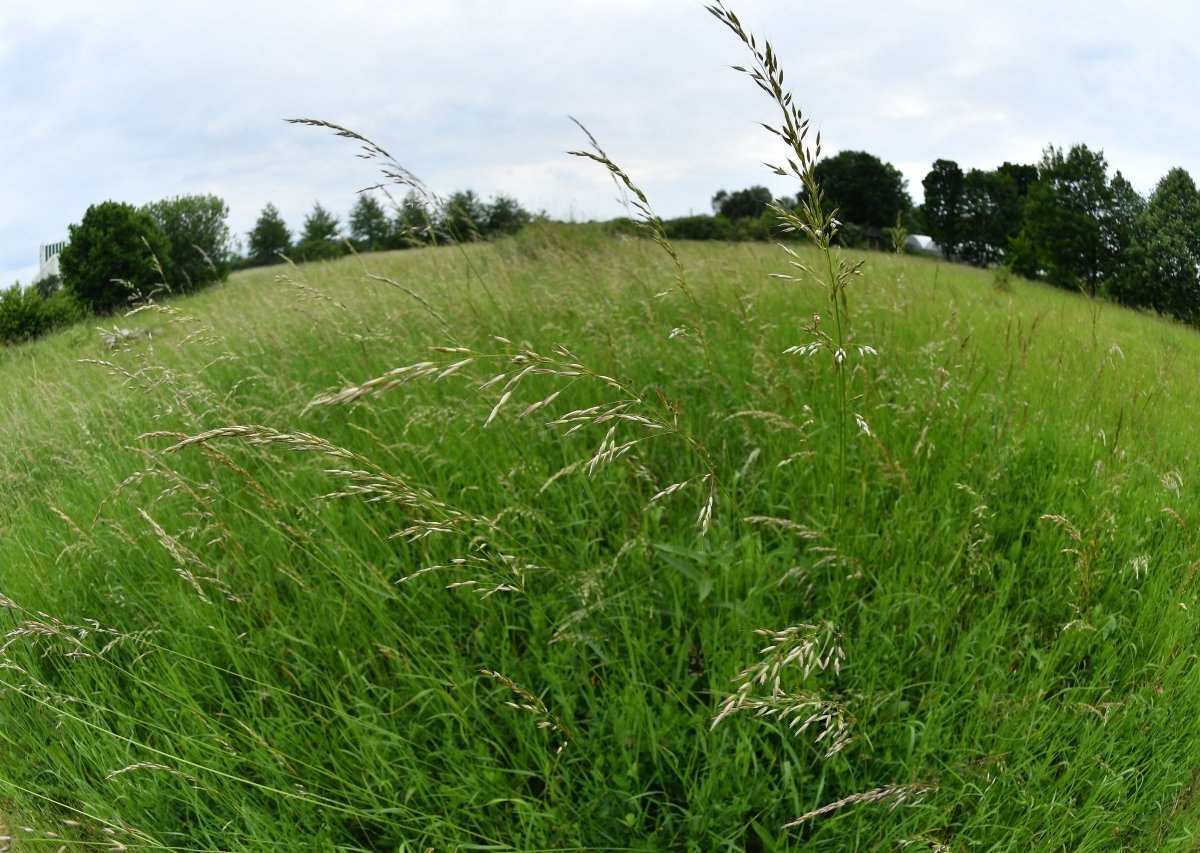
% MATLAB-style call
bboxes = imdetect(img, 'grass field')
[2,224,1200,850]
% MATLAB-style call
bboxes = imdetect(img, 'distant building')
[905,234,943,258]
[34,240,67,283]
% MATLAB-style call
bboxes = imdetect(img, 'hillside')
[2,226,1200,849]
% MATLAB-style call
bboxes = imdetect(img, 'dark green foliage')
[812,150,912,229]
[247,203,292,266]
[40,288,88,330]
[59,201,171,314]
[1109,168,1200,321]
[1016,144,1123,295]
[0,284,86,345]
[441,190,488,242]
[293,202,346,262]
[0,283,48,344]
[921,159,964,259]
[711,185,773,221]
[663,214,735,241]
[485,194,532,237]
[997,161,1038,197]
[393,192,435,247]
[957,169,1021,267]
[348,193,391,251]
[33,273,62,300]
[143,194,233,293]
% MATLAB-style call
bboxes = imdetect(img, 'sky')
[3,1,1199,286]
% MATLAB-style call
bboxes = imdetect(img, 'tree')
[294,202,345,261]
[143,194,232,292]
[711,186,773,221]
[1016,144,1118,295]
[1109,168,1198,321]
[1099,172,1146,295]
[441,191,488,242]
[59,201,171,314]
[247,203,291,266]
[392,192,434,248]
[957,169,1021,267]
[997,161,1038,197]
[485,194,532,236]
[348,194,391,251]
[812,150,912,229]
[921,159,964,259]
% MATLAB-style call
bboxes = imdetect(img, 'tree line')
[8,144,1199,346]
[243,190,532,268]
[670,145,1200,327]
[2,190,533,346]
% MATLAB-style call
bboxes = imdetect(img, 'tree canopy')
[247,203,292,267]
[812,150,911,229]
[143,194,232,292]
[59,201,172,314]
[711,186,773,221]
[348,194,391,251]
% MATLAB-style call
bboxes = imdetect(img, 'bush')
[41,289,88,330]
[0,284,46,344]
[662,214,734,241]
[0,284,88,346]
[59,201,171,314]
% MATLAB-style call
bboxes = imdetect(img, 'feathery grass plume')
[567,117,713,369]
[783,782,936,829]
[479,669,571,754]
[712,623,851,758]
[146,425,493,538]
[285,118,441,233]
[307,340,723,532]
[708,2,879,505]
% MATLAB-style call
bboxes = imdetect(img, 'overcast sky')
[3,1,1198,285]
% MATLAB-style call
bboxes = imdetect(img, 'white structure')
[904,234,943,258]
[34,240,67,283]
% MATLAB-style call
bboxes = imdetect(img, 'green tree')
[59,201,171,314]
[711,186,773,221]
[348,194,391,251]
[247,203,291,266]
[294,202,345,261]
[1110,168,1198,321]
[997,161,1038,197]
[143,194,232,292]
[485,194,532,236]
[392,192,434,248]
[957,169,1021,267]
[1016,144,1122,295]
[1100,172,1146,293]
[921,159,964,259]
[812,150,912,229]
[441,191,487,242]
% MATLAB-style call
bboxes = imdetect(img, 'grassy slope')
[2,225,1200,850]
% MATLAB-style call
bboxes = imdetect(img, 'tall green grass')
[2,226,1200,849]
[4,7,1200,849]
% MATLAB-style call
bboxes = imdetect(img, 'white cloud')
[4,1,1200,284]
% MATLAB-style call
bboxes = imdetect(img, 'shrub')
[59,201,171,314]
[0,283,46,344]
[662,213,734,241]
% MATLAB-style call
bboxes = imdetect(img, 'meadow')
[2,218,1200,849]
